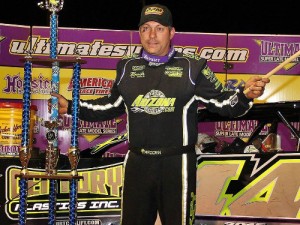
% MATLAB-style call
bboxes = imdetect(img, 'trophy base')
[15,174,84,180]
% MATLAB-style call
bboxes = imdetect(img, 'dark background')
[0,0,299,35]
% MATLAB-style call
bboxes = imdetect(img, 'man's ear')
[170,27,176,40]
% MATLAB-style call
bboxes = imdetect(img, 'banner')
[1,24,300,156]
[1,154,300,224]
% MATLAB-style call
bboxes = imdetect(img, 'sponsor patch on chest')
[164,66,183,77]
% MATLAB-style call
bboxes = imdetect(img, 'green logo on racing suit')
[131,90,176,115]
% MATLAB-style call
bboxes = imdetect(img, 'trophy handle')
[19,147,31,175]
[68,147,80,176]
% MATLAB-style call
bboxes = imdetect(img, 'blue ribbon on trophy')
[18,50,33,225]
[68,53,82,225]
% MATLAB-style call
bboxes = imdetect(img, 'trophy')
[17,2,84,225]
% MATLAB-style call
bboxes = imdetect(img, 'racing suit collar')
[142,45,175,66]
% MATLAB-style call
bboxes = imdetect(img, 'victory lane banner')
[2,24,300,155]
[1,154,300,224]
[1,157,123,224]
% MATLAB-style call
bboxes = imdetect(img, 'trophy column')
[18,53,33,225]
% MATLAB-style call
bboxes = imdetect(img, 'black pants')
[121,150,197,225]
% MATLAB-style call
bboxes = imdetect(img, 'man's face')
[139,21,175,56]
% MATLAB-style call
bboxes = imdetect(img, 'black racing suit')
[70,51,253,225]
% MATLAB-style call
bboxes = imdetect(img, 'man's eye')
[156,27,164,32]
[141,26,149,32]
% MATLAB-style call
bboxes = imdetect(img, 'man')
[51,3,269,225]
